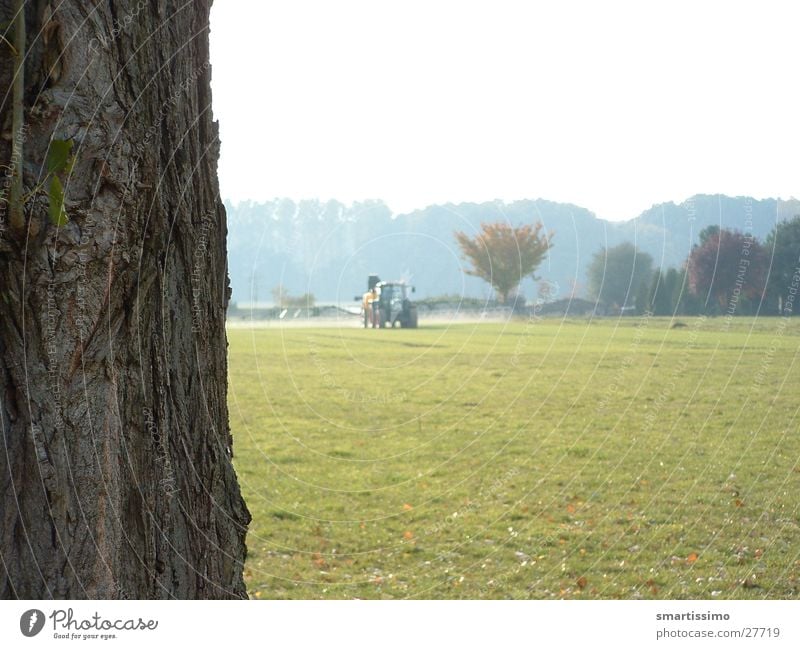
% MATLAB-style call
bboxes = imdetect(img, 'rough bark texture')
[0,0,250,598]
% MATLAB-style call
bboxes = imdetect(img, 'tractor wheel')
[407,305,418,328]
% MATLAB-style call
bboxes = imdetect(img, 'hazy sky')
[210,1,799,221]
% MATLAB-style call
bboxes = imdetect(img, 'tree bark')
[0,0,250,598]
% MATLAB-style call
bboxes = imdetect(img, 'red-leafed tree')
[455,222,553,303]
[687,227,768,312]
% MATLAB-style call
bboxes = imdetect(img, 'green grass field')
[228,316,800,599]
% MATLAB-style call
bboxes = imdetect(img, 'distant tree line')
[227,196,800,305]
[271,284,316,309]
[586,216,800,316]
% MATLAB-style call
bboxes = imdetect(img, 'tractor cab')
[374,281,417,328]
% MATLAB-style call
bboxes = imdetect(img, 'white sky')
[210,1,799,221]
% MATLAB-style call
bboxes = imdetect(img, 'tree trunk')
[0,0,250,598]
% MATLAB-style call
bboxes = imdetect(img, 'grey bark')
[0,0,250,598]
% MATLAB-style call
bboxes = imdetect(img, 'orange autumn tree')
[455,221,553,303]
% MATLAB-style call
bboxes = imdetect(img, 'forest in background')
[226,194,799,306]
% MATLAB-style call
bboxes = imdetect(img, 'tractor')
[357,274,418,328]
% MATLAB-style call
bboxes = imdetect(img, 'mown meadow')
[228,316,800,599]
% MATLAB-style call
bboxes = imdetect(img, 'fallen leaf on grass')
[402,503,413,511]
[403,530,414,540]
[687,552,699,564]
[576,576,588,590]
